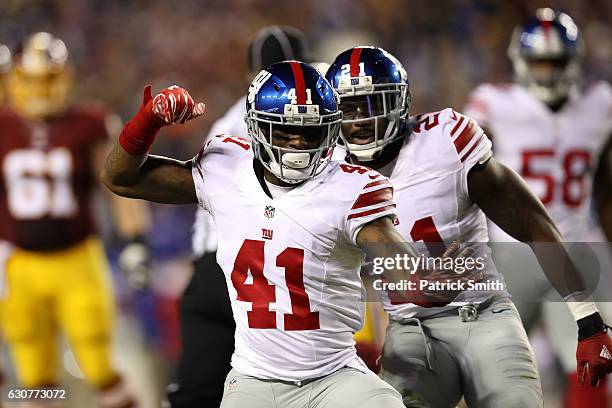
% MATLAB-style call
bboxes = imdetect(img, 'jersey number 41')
[231,239,320,331]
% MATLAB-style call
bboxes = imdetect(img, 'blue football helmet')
[245,61,342,184]
[326,46,410,161]
[508,8,583,104]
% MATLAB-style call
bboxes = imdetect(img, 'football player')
[0,32,150,407]
[171,25,310,408]
[101,61,480,408]
[326,46,612,407]
[175,26,380,408]
[464,9,612,407]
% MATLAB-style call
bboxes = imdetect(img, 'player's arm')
[356,217,481,307]
[93,136,155,288]
[101,85,205,204]
[356,217,419,282]
[92,113,151,240]
[468,157,612,386]
[593,134,612,240]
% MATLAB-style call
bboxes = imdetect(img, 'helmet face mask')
[326,47,410,162]
[8,32,72,120]
[245,62,342,184]
[338,87,406,159]
[508,9,582,105]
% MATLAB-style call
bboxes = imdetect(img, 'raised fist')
[149,85,206,125]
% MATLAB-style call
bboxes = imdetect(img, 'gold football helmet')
[7,32,72,119]
[0,44,11,104]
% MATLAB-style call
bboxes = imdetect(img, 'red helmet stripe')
[350,47,363,77]
[541,19,553,44]
[289,61,307,104]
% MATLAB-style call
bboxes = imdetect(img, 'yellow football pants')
[0,237,117,388]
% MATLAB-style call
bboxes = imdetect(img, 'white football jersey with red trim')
[191,135,396,381]
[192,96,248,257]
[465,82,612,241]
[372,108,507,319]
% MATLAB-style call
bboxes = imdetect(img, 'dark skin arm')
[356,217,480,305]
[356,217,420,281]
[593,134,612,241]
[468,157,585,297]
[101,141,197,204]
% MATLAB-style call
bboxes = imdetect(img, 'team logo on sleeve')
[264,205,275,219]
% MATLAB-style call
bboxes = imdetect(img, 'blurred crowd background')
[1,0,611,153]
[0,0,610,407]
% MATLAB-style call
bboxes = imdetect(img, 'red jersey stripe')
[350,48,363,77]
[364,179,390,189]
[450,116,465,136]
[460,134,485,163]
[289,61,307,105]
[348,204,396,220]
[351,187,393,210]
[453,120,477,153]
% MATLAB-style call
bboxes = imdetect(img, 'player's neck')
[263,169,298,188]
[545,96,569,113]
[351,138,403,175]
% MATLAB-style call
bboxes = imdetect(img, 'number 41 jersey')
[191,135,396,381]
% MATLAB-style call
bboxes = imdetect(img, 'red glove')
[151,85,206,125]
[119,85,205,155]
[577,314,612,387]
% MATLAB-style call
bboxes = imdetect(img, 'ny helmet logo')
[264,205,275,218]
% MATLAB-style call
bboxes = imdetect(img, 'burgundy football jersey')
[0,106,109,250]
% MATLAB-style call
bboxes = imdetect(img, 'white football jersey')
[338,108,507,319]
[192,97,247,257]
[465,82,612,241]
[191,135,396,381]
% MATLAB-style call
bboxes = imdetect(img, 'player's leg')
[56,238,135,408]
[461,297,543,408]
[218,369,278,408]
[306,366,402,408]
[0,250,60,388]
[379,318,463,408]
[168,252,235,408]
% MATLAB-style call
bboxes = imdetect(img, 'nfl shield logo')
[264,206,275,218]
[298,106,307,113]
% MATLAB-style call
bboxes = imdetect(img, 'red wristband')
[119,87,166,155]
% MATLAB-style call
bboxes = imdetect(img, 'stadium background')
[0,0,611,407]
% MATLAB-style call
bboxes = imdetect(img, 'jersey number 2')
[231,239,320,331]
